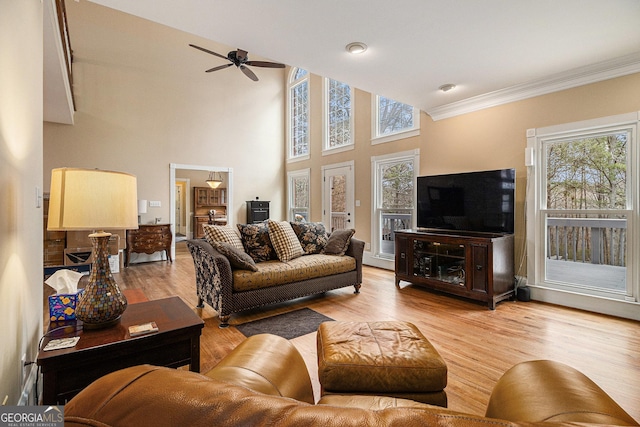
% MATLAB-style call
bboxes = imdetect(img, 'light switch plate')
[149,201,161,207]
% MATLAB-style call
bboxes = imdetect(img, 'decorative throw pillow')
[322,228,355,256]
[203,225,244,252]
[267,220,304,262]
[290,221,328,254]
[209,241,258,272]
[237,222,276,263]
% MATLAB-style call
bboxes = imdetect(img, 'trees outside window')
[373,96,419,143]
[324,78,353,153]
[372,150,419,261]
[287,169,310,221]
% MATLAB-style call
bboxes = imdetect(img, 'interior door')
[322,163,355,232]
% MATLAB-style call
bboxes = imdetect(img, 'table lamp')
[48,168,138,329]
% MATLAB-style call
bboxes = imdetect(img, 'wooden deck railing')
[547,217,626,267]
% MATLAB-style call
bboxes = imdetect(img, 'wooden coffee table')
[37,296,204,404]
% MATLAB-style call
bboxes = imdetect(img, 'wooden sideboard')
[125,224,172,267]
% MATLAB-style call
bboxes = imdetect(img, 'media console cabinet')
[394,229,514,309]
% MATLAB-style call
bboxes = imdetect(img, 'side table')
[37,296,204,404]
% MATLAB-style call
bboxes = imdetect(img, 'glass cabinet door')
[413,240,466,285]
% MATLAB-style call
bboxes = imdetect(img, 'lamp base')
[81,315,122,330]
[76,232,127,329]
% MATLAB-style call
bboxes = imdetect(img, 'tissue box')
[48,290,84,321]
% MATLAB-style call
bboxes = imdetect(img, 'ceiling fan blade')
[240,65,259,81]
[236,49,248,62]
[189,44,229,61]
[205,63,234,73]
[245,61,285,69]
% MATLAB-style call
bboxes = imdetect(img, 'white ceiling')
[56,0,640,120]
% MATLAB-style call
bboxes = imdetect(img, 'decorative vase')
[75,233,128,329]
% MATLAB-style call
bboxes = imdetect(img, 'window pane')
[292,176,309,208]
[545,212,627,292]
[378,96,414,136]
[546,132,628,210]
[376,158,415,258]
[381,161,414,209]
[327,79,351,148]
[294,68,308,80]
[290,81,309,157]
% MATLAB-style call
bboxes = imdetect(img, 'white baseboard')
[18,363,38,406]
[529,285,640,321]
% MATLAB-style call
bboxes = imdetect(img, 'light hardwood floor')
[44,241,640,419]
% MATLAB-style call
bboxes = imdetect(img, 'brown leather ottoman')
[317,321,448,407]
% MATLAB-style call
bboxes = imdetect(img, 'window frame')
[287,168,310,222]
[322,78,355,155]
[371,149,420,265]
[287,68,310,162]
[526,112,639,317]
[371,95,420,145]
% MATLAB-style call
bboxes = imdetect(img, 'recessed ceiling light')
[439,83,456,92]
[345,42,367,54]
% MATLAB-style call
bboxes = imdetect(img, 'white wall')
[0,0,44,405]
[44,1,285,225]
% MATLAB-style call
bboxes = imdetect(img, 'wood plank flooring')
[44,241,640,419]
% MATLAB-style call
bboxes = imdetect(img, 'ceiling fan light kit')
[189,44,285,81]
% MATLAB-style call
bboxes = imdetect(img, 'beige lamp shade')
[48,168,139,231]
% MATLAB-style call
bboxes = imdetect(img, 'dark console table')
[125,223,172,267]
[37,296,204,404]
[395,229,514,309]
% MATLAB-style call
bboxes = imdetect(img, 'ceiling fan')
[189,44,285,81]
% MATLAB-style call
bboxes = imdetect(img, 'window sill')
[371,128,420,145]
[322,144,354,156]
[287,154,310,163]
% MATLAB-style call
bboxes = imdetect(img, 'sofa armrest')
[485,360,638,425]
[186,239,234,315]
[345,237,364,284]
[206,334,315,404]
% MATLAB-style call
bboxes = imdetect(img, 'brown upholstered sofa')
[187,236,364,327]
[64,334,638,427]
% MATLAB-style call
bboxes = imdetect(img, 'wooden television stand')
[394,229,514,309]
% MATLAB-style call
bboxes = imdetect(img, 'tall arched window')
[288,68,310,160]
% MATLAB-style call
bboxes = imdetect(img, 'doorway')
[174,178,189,239]
[169,163,234,259]
[322,161,355,232]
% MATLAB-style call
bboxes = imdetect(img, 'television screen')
[417,169,515,234]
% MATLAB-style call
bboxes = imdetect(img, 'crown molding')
[427,51,640,121]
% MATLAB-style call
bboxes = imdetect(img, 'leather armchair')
[65,334,638,427]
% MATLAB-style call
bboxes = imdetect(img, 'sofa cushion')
[323,229,355,256]
[210,241,258,272]
[290,221,329,254]
[233,254,356,292]
[268,220,304,262]
[203,225,244,252]
[237,222,277,263]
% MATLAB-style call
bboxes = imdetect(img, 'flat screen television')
[417,168,515,234]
